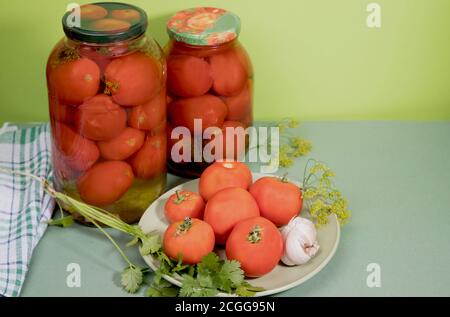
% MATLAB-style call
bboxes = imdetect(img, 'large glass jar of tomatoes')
[165,7,253,178]
[47,3,167,224]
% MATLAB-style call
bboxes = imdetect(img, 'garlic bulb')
[281,217,320,266]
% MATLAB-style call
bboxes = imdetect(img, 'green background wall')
[0,0,449,123]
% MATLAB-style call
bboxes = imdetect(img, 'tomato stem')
[176,217,193,235]
[247,225,263,244]
[174,190,186,205]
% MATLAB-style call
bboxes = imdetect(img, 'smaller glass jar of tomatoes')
[165,7,254,178]
[47,3,167,224]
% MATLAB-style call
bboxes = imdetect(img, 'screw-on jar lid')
[62,2,148,44]
[167,7,241,46]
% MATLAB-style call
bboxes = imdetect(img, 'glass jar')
[46,2,167,224]
[165,7,253,178]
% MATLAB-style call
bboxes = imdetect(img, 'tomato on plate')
[75,94,127,141]
[204,187,260,244]
[210,48,247,97]
[77,161,134,206]
[223,81,252,121]
[168,95,227,133]
[111,9,141,23]
[249,177,303,226]
[164,190,205,223]
[90,18,131,32]
[53,123,99,171]
[97,127,145,160]
[80,4,108,20]
[167,55,213,97]
[163,217,215,265]
[128,89,166,131]
[128,134,166,179]
[104,52,160,106]
[226,217,283,277]
[50,58,100,105]
[199,161,252,201]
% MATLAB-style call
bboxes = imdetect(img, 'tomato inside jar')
[46,2,167,224]
[165,7,254,178]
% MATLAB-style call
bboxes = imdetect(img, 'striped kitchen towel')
[0,123,55,297]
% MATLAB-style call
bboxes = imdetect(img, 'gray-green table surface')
[19,121,450,297]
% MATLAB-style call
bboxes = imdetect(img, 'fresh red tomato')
[199,161,252,201]
[128,134,166,179]
[75,94,127,141]
[104,52,160,106]
[97,127,145,160]
[80,4,108,20]
[226,217,283,277]
[223,81,252,121]
[77,161,134,206]
[204,187,260,244]
[110,9,141,22]
[163,218,215,265]
[167,55,213,97]
[50,58,100,105]
[49,101,75,124]
[90,18,131,32]
[210,48,247,97]
[168,95,227,133]
[53,123,99,171]
[127,89,166,131]
[249,177,303,226]
[164,190,205,223]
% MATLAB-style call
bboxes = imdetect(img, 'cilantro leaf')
[179,275,218,297]
[197,253,221,275]
[140,233,161,256]
[147,278,179,297]
[48,215,74,228]
[121,266,143,293]
[235,282,265,297]
[220,260,244,288]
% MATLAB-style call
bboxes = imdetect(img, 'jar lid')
[62,2,148,44]
[167,7,241,46]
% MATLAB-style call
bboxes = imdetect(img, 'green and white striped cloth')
[0,123,55,297]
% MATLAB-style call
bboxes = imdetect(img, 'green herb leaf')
[197,253,221,275]
[121,266,143,293]
[235,282,265,297]
[140,233,162,256]
[146,278,179,297]
[179,275,218,297]
[48,215,74,228]
[220,260,244,288]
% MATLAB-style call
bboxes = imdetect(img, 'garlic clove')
[280,217,320,266]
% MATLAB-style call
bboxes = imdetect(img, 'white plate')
[138,173,340,297]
